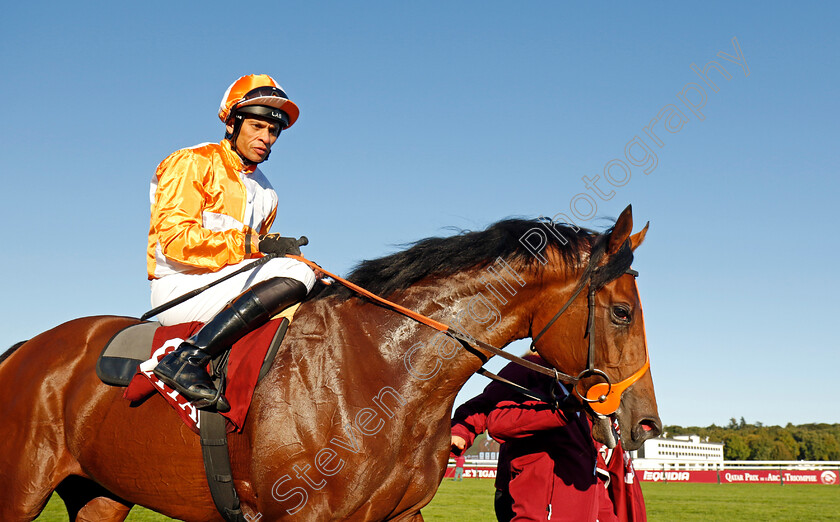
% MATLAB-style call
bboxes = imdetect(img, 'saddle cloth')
[108,318,288,434]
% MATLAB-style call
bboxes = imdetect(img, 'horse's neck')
[378,260,547,401]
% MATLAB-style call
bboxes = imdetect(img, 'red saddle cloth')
[123,319,283,434]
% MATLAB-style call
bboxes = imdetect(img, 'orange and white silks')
[147,139,278,279]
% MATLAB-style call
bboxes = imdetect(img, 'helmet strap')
[225,113,268,166]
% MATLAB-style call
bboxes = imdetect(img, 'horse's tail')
[0,341,27,367]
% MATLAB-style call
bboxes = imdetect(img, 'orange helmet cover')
[218,74,300,128]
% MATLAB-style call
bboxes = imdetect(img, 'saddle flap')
[96,321,161,387]
[258,317,289,383]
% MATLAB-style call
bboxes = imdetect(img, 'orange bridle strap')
[286,255,449,331]
[286,254,564,380]
[578,356,650,416]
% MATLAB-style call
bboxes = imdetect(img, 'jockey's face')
[228,116,281,163]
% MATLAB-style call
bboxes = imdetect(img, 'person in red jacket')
[453,453,467,481]
[451,354,646,522]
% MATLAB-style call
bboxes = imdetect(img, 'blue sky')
[1,2,837,428]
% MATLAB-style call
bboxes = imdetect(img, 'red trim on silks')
[123,319,282,434]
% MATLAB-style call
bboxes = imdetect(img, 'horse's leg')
[0,485,51,522]
[0,399,80,521]
[74,499,132,522]
[0,446,94,521]
[55,476,133,522]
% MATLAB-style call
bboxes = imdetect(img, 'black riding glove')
[258,234,302,256]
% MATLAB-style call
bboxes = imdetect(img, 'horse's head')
[531,205,661,450]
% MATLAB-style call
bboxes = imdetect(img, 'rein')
[286,255,561,381]
[288,241,648,416]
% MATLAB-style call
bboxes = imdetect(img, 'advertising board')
[638,468,839,485]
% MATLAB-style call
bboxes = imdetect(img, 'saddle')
[96,319,288,390]
[96,312,295,522]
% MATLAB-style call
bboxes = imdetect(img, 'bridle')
[284,235,650,416]
[525,237,650,415]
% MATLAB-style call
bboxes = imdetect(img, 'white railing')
[722,460,840,469]
[633,459,840,471]
[450,458,840,471]
[447,458,498,467]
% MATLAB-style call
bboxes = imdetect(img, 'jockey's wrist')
[244,231,259,255]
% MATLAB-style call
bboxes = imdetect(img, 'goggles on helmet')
[241,85,289,103]
[235,105,290,133]
[231,85,292,133]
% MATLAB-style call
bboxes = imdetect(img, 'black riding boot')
[153,277,307,411]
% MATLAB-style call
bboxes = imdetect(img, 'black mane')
[310,218,600,300]
[0,341,26,367]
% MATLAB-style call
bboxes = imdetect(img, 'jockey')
[148,74,317,412]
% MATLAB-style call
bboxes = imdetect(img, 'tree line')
[663,418,840,461]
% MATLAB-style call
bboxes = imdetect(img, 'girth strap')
[199,410,246,522]
[198,317,288,522]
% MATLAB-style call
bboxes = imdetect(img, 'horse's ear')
[607,205,633,254]
[629,221,649,252]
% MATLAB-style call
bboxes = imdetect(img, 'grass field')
[35,480,840,520]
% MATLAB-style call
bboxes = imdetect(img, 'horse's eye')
[612,305,632,324]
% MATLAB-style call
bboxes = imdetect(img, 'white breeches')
[150,257,316,326]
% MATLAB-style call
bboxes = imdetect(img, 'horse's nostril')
[638,418,661,438]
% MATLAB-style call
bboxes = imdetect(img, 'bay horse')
[0,205,661,521]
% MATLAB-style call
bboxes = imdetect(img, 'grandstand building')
[633,434,725,470]
[453,432,839,485]
[463,433,500,462]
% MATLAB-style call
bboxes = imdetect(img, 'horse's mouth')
[590,414,619,449]
[590,410,661,450]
